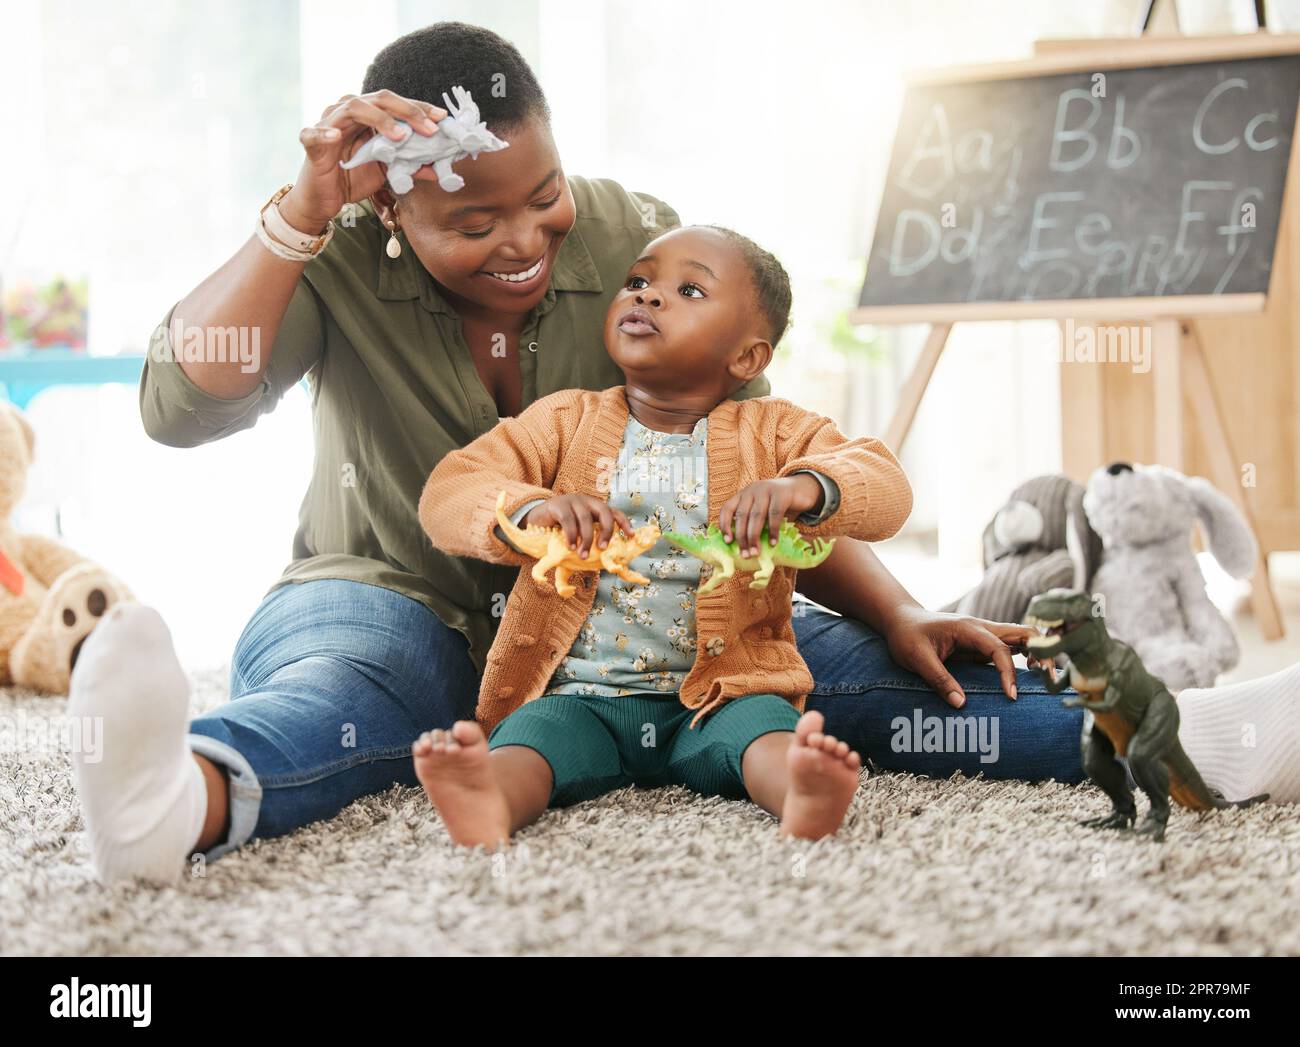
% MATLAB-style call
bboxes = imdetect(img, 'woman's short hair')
[362,21,550,132]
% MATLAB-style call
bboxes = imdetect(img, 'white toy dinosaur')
[339,86,509,194]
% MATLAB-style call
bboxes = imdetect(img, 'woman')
[72,22,1086,885]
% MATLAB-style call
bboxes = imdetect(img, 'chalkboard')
[858,51,1300,316]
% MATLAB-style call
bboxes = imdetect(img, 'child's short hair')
[698,225,792,347]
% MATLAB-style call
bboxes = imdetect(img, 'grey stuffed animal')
[943,474,1103,624]
[1083,462,1257,691]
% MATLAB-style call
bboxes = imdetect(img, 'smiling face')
[373,116,576,319]
[604,227,774,403]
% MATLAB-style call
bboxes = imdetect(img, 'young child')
[415,225,913,846]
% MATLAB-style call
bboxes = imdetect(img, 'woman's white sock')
[1178,660,1300,804]
[69,603,208,884]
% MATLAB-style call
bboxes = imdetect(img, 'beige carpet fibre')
[2,669,1298,956]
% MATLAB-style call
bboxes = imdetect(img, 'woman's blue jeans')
[188,579,1084,860]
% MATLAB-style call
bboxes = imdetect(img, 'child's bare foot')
[412,720,511,847]
[779,710,862,840]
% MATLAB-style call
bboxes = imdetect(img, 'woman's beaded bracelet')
[256,183,334,261]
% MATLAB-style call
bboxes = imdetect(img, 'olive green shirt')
[139,176,770,674]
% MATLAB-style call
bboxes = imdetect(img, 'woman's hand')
[883,604,1034,708]
[523,496,635,559]
[719,476,823,557]
[280,90,449,233]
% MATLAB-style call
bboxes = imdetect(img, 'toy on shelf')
[2,276,89,351]
[0,404,133,693]
[493,491,660,599]
[663,522,835,595]
[340,86,509,195]
[1024,588,1267,842]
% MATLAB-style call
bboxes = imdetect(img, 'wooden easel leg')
[1182,319,1285,641]
[1152,317,1185,471]
[884,322,951,452]
[1058,321,1107,483]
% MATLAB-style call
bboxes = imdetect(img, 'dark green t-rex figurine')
[1024,588,1267,842]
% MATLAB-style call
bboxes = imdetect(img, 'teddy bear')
[1083,461,1256,691]
[0,403,132,694]
[943,474,1104,625]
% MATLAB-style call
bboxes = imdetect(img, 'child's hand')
[719,476,823,557]
[523,495,635,558]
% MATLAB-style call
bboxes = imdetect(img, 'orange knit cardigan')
[417,386,913,732]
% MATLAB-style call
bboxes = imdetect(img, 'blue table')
[0,348,146,409]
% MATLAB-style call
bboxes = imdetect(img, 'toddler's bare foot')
[412,720,511,847]
[779,710,861,840]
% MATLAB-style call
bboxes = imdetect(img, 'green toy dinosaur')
[662,521,834,595]
[1024,588,1267,842]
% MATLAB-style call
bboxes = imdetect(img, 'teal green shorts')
[486,691,800,807]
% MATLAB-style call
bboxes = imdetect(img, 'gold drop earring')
[385,216,402,259]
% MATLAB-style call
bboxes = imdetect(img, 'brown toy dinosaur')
[494,491,661,598]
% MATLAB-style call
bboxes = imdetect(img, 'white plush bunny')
[1083,462,1257,691]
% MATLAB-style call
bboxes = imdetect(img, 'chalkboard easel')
[855,23,1299,642]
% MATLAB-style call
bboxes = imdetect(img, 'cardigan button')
[515,634,537,647]
[705,637,725,657]
[750,596,766,611]
[499,686,515,699]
